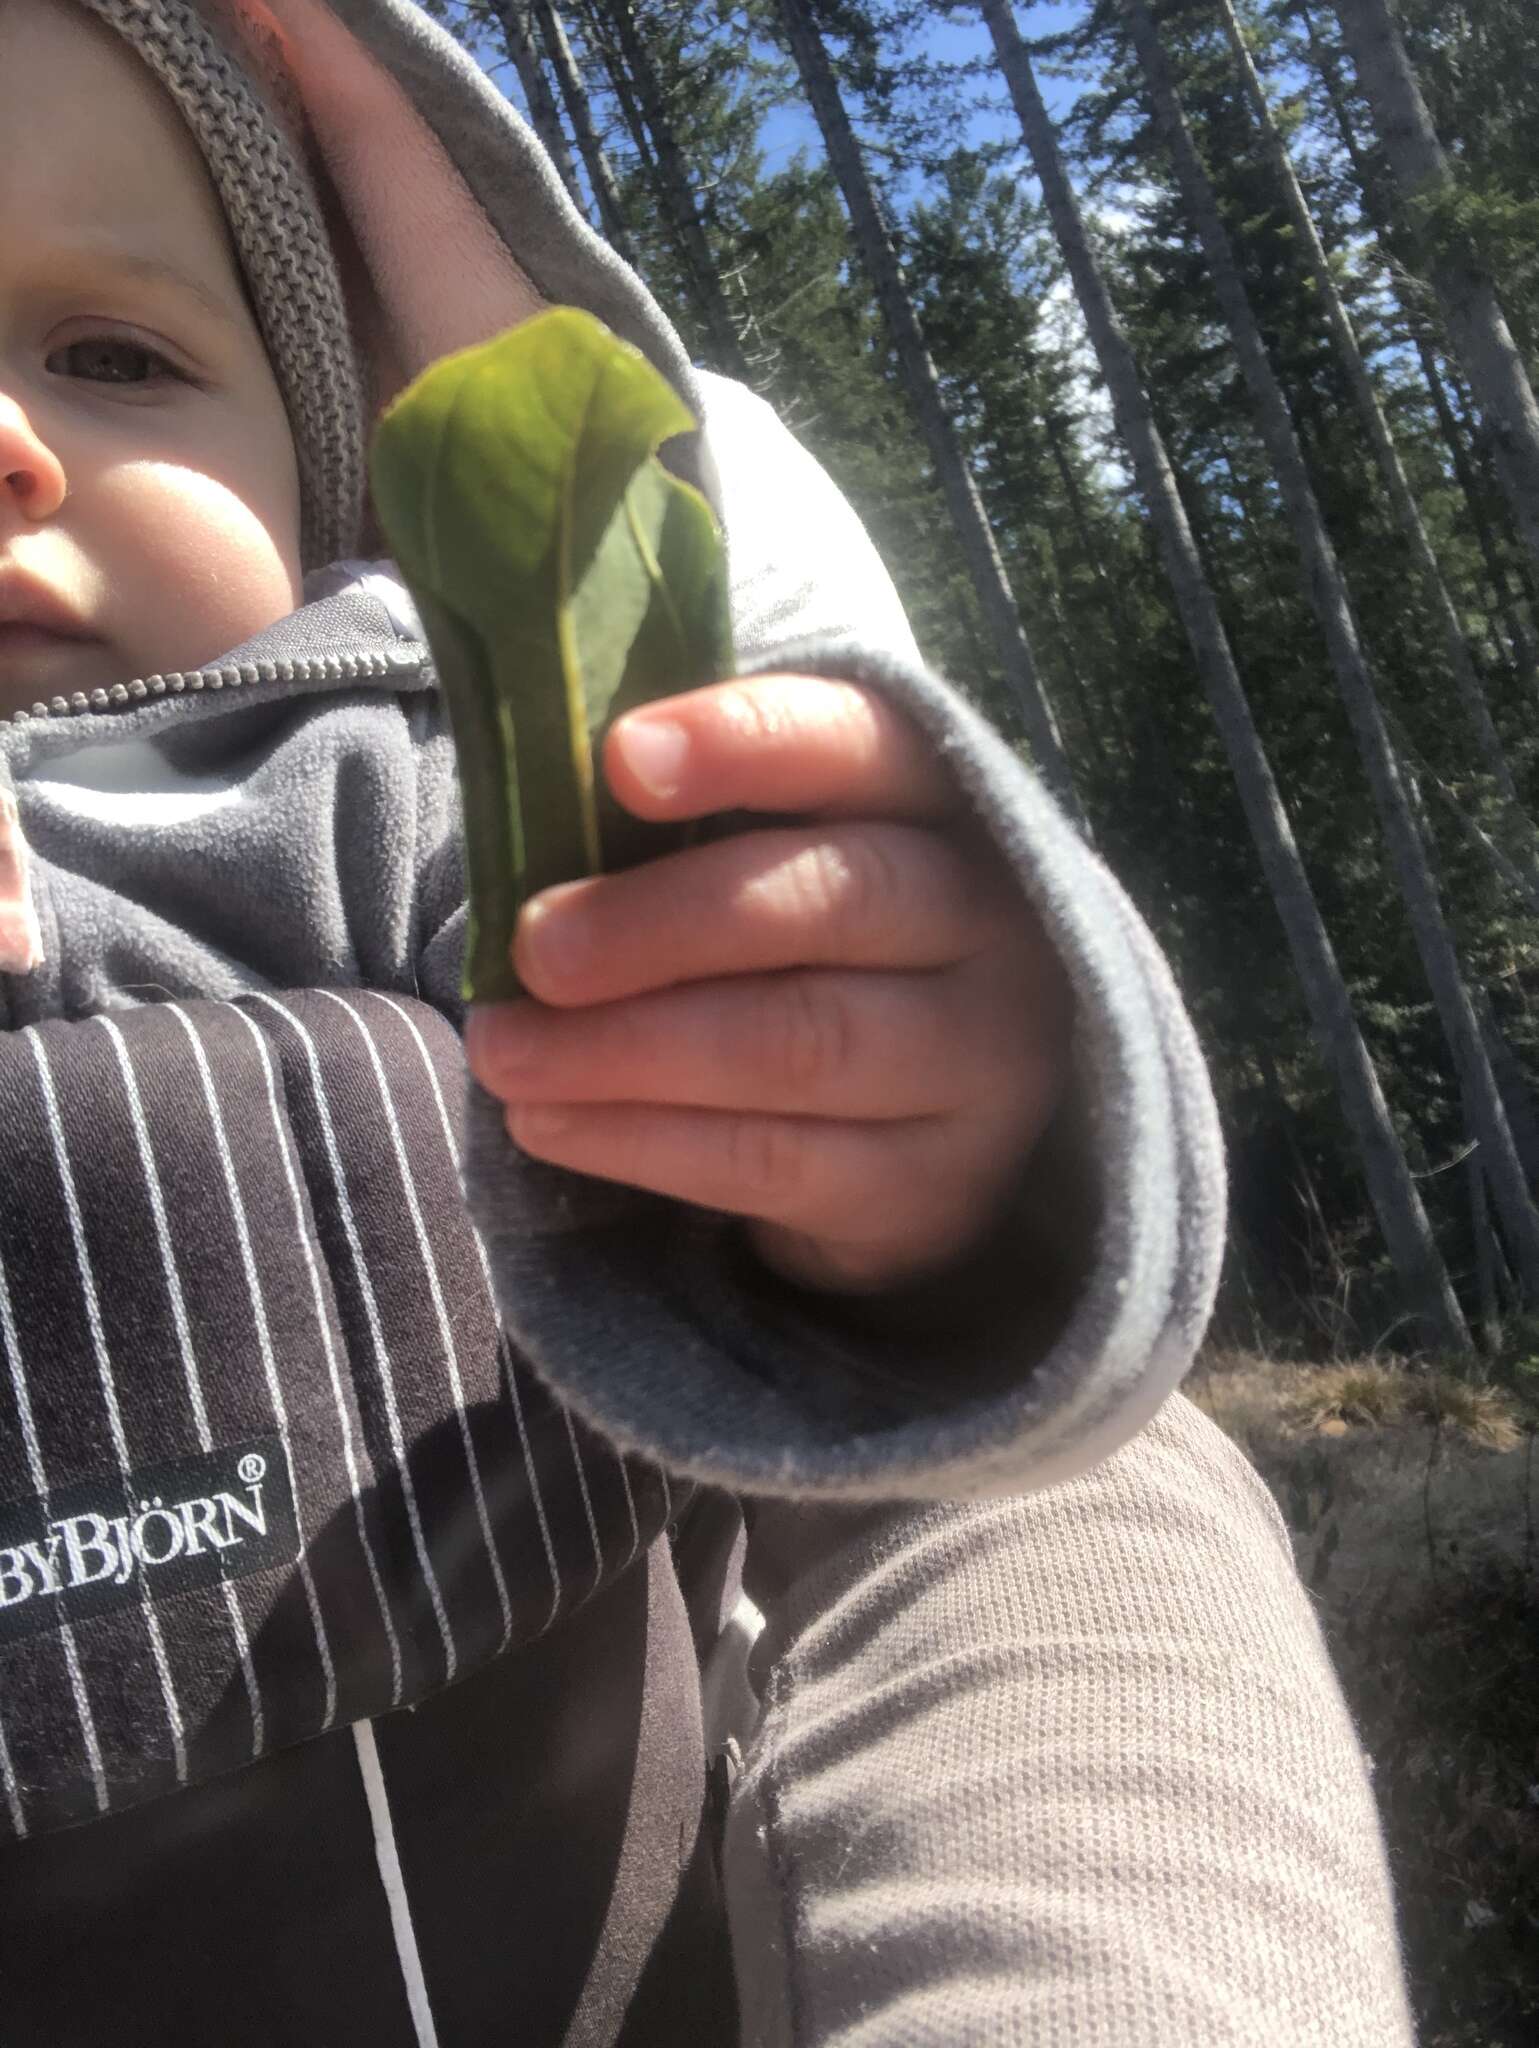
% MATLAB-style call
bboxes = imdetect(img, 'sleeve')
[453,374,1227,1501]
[724,1394,1415,2047]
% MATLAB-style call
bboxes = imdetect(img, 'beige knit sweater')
[727,1393,1414,2045]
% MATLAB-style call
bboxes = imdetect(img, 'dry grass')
[1190,1351,1530,1601]
[1193,1348,1523,1448]
[1192,1350,1539,2046]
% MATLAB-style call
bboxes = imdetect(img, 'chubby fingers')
[513,823,1017,1007]
[463,941,1070,1291]
[494,1103,1011,1291]
[601,673,964,824]
[466,961,1048,1123]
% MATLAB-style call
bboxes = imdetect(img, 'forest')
[423,1,1536,2037]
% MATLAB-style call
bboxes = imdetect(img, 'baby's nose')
[0,395,66,521]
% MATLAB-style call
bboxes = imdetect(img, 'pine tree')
[1123,0,1539,1299]
[576,3,751,376]
[533,0,641,262]
[1303,0,1539,671]
[1331,0,1539,567]
[903,157,1111,767]
[1290,0,1539,686]
[980,0,1469,1348]
[1217,0,1539,914]
[492,0,586,205]
[770,0,1081,814]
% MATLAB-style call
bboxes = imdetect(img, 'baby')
[0,0,1064,1301]
[0,1,1410,2045]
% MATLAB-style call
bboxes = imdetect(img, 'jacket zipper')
[2,646,427,728]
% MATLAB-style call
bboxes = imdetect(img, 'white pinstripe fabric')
[365,992,568,1632]
[247,993,458,1682]
[0,1239,109,1820]
[0,989,674,1842]
[93,1019,215,1447]
[0,1686,23,1839]
[223,1001,406,1706]
[563,1409,605,1595]
[363,990,660,1592]
[23,1032,195,1778]
[99,1013,314,1748]
[162,1007,337,1734]
[498,1337,564,1636]
[316,992,513,1648]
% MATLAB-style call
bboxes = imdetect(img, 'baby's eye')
[47,336,182,386]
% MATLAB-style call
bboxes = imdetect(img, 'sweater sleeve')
[455,376,1227,1501]
[724,1394,1414,2046]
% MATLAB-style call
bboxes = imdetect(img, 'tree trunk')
[773,0,1081,818]
[493,1,585,211]
[980,0,1470,1350]
[1211,437,1297,636]
[1123,0,1539,1302]
[1331,0,1539,568]
[531,0,640,267]
[581,1,750,378]
[1040,426,1131,775]
[1475,985,1539,1184]
[573,0,661,186]
[1468,1137,1501,1353]
[1460,372,1539,619]
[1042,409,1139,657]
[1416,338,1539,685]
[1218,0,1535,859]
[1296,0,1539,680]
[1042,564,1115,783]
[1380,687,1539,915]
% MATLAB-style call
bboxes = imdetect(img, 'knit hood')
[188,0,711,511]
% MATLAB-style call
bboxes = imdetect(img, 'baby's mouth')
[0,555,111,706]
[0,623,112,712]
[0,622,92,651]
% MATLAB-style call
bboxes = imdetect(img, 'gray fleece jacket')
[0,386,1221,1506]
[0,0,1225,1505]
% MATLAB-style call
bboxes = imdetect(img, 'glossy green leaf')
[369,307,733,1002]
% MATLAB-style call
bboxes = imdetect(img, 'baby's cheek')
[102,458,303,679]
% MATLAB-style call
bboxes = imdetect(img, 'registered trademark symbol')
[237,1452,267,1486]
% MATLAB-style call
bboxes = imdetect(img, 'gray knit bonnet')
[70,0,365,569]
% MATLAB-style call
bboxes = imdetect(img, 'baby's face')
[0,0,303,715]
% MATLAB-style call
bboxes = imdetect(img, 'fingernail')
[519,884,592,986]
[469,1001,540,1075]
[615,716,689,798]
[512,1103,572,1145]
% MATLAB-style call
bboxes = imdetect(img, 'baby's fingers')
[503,1100,998,1290]
[603,673,962,824]
[513,823,1017,1006]
[466,965,1041,1123]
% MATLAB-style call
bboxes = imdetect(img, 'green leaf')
[369,307,733,1002]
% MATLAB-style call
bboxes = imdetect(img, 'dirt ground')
[1190,1354,1539,2048]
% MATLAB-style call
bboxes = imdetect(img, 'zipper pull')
[0,787,43,974]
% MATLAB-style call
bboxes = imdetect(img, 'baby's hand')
[464,675,1072,1295]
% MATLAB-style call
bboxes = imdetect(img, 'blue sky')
[470,4,1092,203]
[754,4,1088,181]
